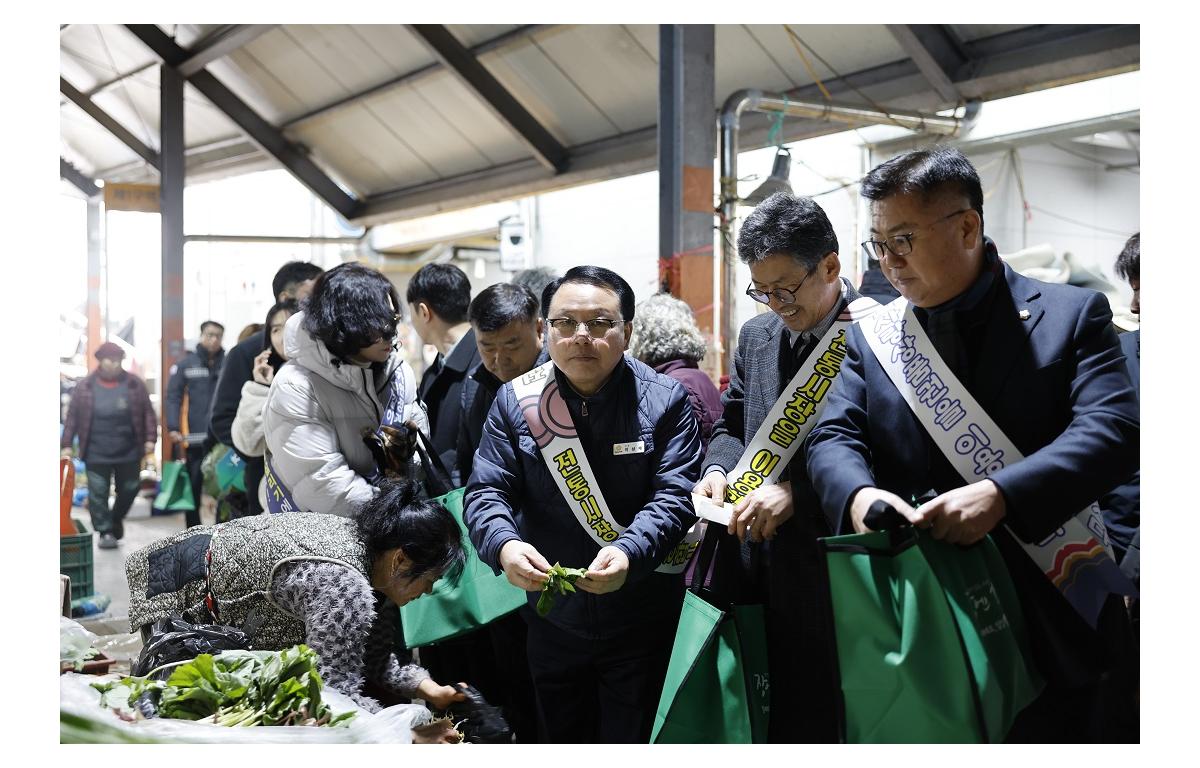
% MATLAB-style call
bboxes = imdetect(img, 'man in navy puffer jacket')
[464,266,701,744]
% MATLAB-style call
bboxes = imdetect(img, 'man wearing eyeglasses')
[464,265,701,743]
[806,146,1139,741]
[693,191,868,743]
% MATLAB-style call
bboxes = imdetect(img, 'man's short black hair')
[541,266,636,322]
[860,145,985,235]
[272,261,324,300]
[200,320,224,334]
[406,263,471,324]
[302,262,401,363]
[469,283,540,333]
[1115,232,1139,283]
[737,191,839,270]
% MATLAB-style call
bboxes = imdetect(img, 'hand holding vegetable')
[498,540,551,591]
[535,563,588,616]
[577,546,630,595]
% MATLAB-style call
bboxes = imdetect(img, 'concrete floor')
[69,493,218,629]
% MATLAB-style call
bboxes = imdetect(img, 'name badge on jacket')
[612,441,645,456]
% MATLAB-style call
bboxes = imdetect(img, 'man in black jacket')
[408,263,480,478]
[205,261,323,516]
[444,282,547,743]
[166,320,225,527]
[464,266,701,743]
[806,147,1138,742]
[458,283,547,483]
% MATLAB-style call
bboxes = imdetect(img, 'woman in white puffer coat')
[262,263,427,517]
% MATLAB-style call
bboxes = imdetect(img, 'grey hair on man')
[630,293,707,368]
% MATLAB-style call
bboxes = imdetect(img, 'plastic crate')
[60,531,94,602]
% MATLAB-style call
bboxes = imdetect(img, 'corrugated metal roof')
[60,23,1139,225]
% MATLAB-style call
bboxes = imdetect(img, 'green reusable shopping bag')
[152,460,195,512]
[214,447,246,493]
[651,590,769,743]
[399,487,526,648]
[821,527,1043,743]
[652,524,770,743]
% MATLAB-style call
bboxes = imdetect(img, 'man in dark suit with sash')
[695,192,872,743]
[806,146,1139,742]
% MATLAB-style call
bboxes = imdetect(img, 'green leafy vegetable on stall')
[536,563,588,617]
[92,644,355,728]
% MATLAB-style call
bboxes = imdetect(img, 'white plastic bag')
[60,616,99,670]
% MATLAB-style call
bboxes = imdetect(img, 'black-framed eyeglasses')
[546,317,624,338]
[745,266,817,306]
[861,208,971,262]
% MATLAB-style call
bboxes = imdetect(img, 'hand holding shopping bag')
[651,523,770,743]
[152,441,195,514]
[820,500,1044,743]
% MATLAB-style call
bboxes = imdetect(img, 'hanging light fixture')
[742,147,793,206]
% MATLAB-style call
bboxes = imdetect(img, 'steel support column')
[658,24,717,378]
[160,64,186,459]
[86,198,103,369]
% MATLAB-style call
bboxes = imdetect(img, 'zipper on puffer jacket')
[576,395,600,632]
[361,369,381,422]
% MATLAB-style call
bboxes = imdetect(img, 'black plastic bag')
[448,683,512,744]
[131,616,252,679]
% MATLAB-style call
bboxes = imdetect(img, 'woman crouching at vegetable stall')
[125,480,469,713]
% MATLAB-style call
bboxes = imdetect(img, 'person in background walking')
[166,320,225,528]
[61,342,157,549]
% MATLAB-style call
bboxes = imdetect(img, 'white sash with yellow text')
[722,296,881,506]
[512,361,702,574]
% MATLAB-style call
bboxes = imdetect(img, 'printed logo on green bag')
[753,672,770,718]
[964,580,1011,638]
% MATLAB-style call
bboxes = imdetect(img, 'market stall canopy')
[59,23,1139,226]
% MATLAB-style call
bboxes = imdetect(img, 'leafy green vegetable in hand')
[91,645,354,728]
[536,563,588,617]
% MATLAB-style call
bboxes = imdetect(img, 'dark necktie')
[925,310,969,385]
[782,333,817,387]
